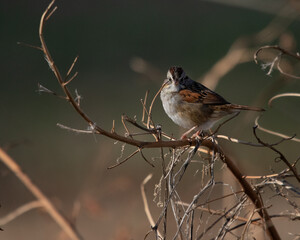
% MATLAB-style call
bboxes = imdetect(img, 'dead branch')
[0,200,43,226]
[255,116,300,143]
[141,174,163,239]
[255,45,300,79]
[253,126,300,183]
[176,201,262,227]
[0,147,82,240]
[268,92,300,106]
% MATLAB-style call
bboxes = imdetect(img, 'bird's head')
[167,66,186,83]
[162,66,186,90]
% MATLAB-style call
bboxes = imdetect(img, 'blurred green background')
[1,0,299,239]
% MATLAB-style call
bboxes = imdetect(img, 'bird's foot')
[191,130,205,139]
[180,126,198,140]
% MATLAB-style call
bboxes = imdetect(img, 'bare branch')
[107,149,139,169]
[65,56,79,82]
[253,126,300,183]
[141,174,163,239]
[268,92,300,106]
[146,83,166,129]
[57,123,93,134]
[0,201,44,226]
[141,90,149,122]
[64,71,78,86]
[17,41,43,51]
[0,147,82,240]
[111,120,115,133]
[255,45,300,79]
[139,149,155,167]
[255,116,300,143]
[254,45,300,64]
[45,5,57,21]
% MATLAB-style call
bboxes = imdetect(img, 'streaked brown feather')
[179,88,229,105]
[179,89,201,103]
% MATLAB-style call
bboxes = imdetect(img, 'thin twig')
[210,112,240,136]
[141,174,163,239]
[176,201,262,227]
[253,126,300,183]
[255,45,300,79]
[64,72,78,86]
[45,5,57,21]
[107,149,139,169]
[255,116,300,143]
[241,208,259,240]
[0,200,44,226]
[111,120,115,133]
[142,90,149,122]
[121,114,132,138]
[139,149,155,167]
[146,83,166,129]
[268,92,300,106]
[65,56,79,82]
[17,42,43,51]
[254,45,300,64]
[57,123,93,134]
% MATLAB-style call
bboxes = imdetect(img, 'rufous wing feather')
[179,89,229,105]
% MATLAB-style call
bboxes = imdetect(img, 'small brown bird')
[160,66,264,139]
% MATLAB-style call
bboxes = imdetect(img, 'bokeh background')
[1,0,299,239]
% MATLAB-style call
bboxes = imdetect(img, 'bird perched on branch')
[160,66,264,139]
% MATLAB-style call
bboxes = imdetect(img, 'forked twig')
[255,45,300,79]
[254,45,300,64]
[65,56,79,82]
[253,126,300,183]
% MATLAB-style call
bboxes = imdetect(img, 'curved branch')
[255,45,300,79]
[0,201,43,226]
[254,45,300,63]
[268,92,300,106]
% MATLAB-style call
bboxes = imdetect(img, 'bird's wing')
[179,82,229,105]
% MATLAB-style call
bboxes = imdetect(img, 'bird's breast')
[160,89,202,129]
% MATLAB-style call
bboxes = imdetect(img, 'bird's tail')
[228,104,265,112]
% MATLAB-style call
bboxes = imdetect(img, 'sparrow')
[160,66,264,139]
